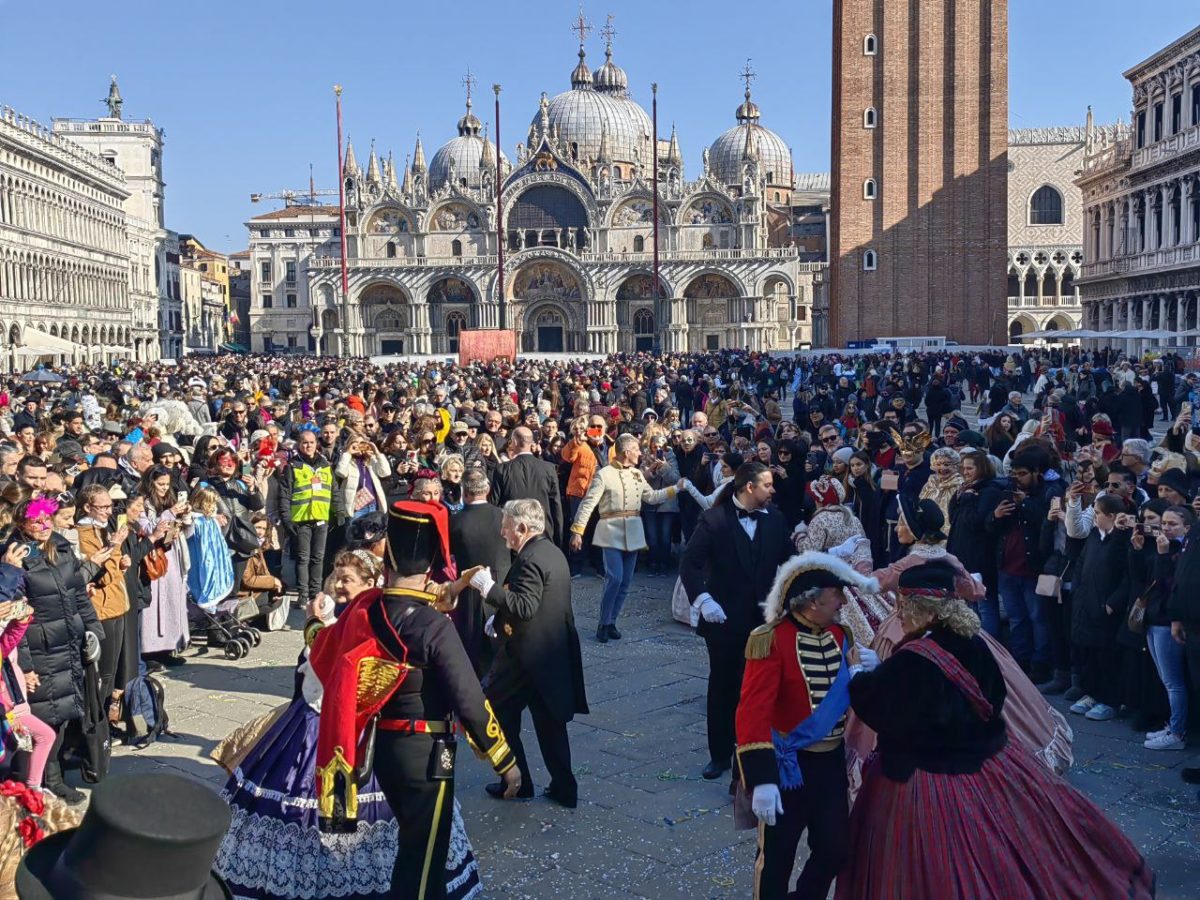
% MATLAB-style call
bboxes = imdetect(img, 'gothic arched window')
[864,34,878,55]
[633,235,645,252]
[1030,185,1064,225]
[864,107,877,129]
[863,178,877,200]
[863,249,877,271]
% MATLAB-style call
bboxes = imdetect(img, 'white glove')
[696,595,727,624]
[469,567,495,596]
[857,647,880,672]
[828,535,865,560]
[791,521,809,536]
[751,783,784,827]
[484,615,497,639]
[310,593,336,624]
[83,630,101,664]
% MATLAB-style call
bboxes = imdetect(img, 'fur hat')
[761,551,880,623]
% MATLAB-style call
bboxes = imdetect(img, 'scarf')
[186,515,234,609]
[771,644,852,790]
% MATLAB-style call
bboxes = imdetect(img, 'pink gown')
[842,545,1073,793]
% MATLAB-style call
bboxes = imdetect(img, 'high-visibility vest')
[291,460,332,522]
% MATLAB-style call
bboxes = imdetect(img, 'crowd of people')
[0,342,1191,897]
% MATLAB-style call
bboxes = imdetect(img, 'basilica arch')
[510,259,586,352]
[679,194,736,251]
[427,276,479,353]
[358,281,413,355]
[684,272,744,350]
[363,206,416,259]
[505,182,592,252]
[616,273,671,352]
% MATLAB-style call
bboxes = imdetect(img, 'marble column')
[412,303,431,354]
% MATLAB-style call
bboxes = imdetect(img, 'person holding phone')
[985,444,1065,686]
[75,483,131,710]
[6,497,103,804]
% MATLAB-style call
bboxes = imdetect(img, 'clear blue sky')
[2,0,1197,253]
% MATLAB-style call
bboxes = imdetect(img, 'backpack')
[123,671,174,750]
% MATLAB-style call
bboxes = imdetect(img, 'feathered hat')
[761,551,880,623]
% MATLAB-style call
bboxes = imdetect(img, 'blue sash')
[771,646,852,790]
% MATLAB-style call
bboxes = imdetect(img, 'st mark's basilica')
[303,29,827,356]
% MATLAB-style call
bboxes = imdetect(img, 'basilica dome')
[535,46,652,170]
[707,88,793,190]
[430,99,509,192]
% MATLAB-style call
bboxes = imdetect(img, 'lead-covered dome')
[707,87,793,190]
[535,45,652,170]
[430,97,509,191]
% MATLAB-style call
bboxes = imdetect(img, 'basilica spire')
[412,132,427,173]
[344,137,360,177]
[385,150,399,190]
[667,123,683,168]
[401,153,412,194]
[569,6,593,89]
[480,124,495,170]
[367,140,382,183]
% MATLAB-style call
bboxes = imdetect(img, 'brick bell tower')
[830,0,1009,347]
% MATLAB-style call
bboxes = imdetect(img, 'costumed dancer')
[210,544,484,900]
[308,500,522,899]
[836,561,1154,900]
[841,496,1073,781]
[735,551,880,900]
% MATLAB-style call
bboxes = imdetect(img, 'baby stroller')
[189,595,263,661]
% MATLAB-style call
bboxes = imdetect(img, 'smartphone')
[1135,522,1145,536]
[406,449,418,464]
[241,463,253,477]
[1050,497,1062,513]
[177,490,188,504]
[1001,490,1015,505]
[117,513,127,530]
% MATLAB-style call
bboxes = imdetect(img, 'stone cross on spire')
[572,5,593,48]
[740,59,757,98]
[462,68,477,111]
[601,14,616,53]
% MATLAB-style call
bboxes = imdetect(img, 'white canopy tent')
[13,329,82,356]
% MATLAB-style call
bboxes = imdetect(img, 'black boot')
[1063,673,1085,703]
[43,760,85,805]
[595,625,609,644]
[1038,669,1070,695]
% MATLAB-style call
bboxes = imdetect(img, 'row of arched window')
[0,175,125,253]
[0,249,126,308]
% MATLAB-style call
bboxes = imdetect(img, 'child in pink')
[0,560,56,789]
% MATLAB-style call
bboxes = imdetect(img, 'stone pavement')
[100,568,1200,899]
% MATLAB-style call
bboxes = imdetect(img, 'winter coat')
[12,534,103,727]
[947,478,1004,591]
[1070,528,1132,649]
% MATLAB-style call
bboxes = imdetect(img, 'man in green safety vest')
[274,428,333,607]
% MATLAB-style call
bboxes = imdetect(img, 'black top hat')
[899,495,947,542]
[17,773,232,900]
[386,500,451,577]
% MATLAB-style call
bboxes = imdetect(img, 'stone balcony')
[1007,295,1083,309]
[1130,121,1200,172]
[1083,243,1200,279]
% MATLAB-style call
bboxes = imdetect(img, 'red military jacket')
[735,614,850,789]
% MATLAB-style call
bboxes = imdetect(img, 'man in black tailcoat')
[470,498,589,807]
[681,461,794,781]
[492,426,564,545]
[449,469,511,677]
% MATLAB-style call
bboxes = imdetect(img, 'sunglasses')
[821,435,840,443]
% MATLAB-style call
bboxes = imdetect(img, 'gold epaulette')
[745,620,780,660]
[303,617,326,649]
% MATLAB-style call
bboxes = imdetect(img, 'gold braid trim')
[466,699,513,770]
[745,621,780,660]
[302,617,326,649]
[316,746,357,821]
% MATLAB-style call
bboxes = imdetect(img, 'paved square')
[108,571,1200,898]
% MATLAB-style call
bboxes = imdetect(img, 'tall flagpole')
[651,83,661,353]
[494,84,506,332]
[334,85,350,357]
